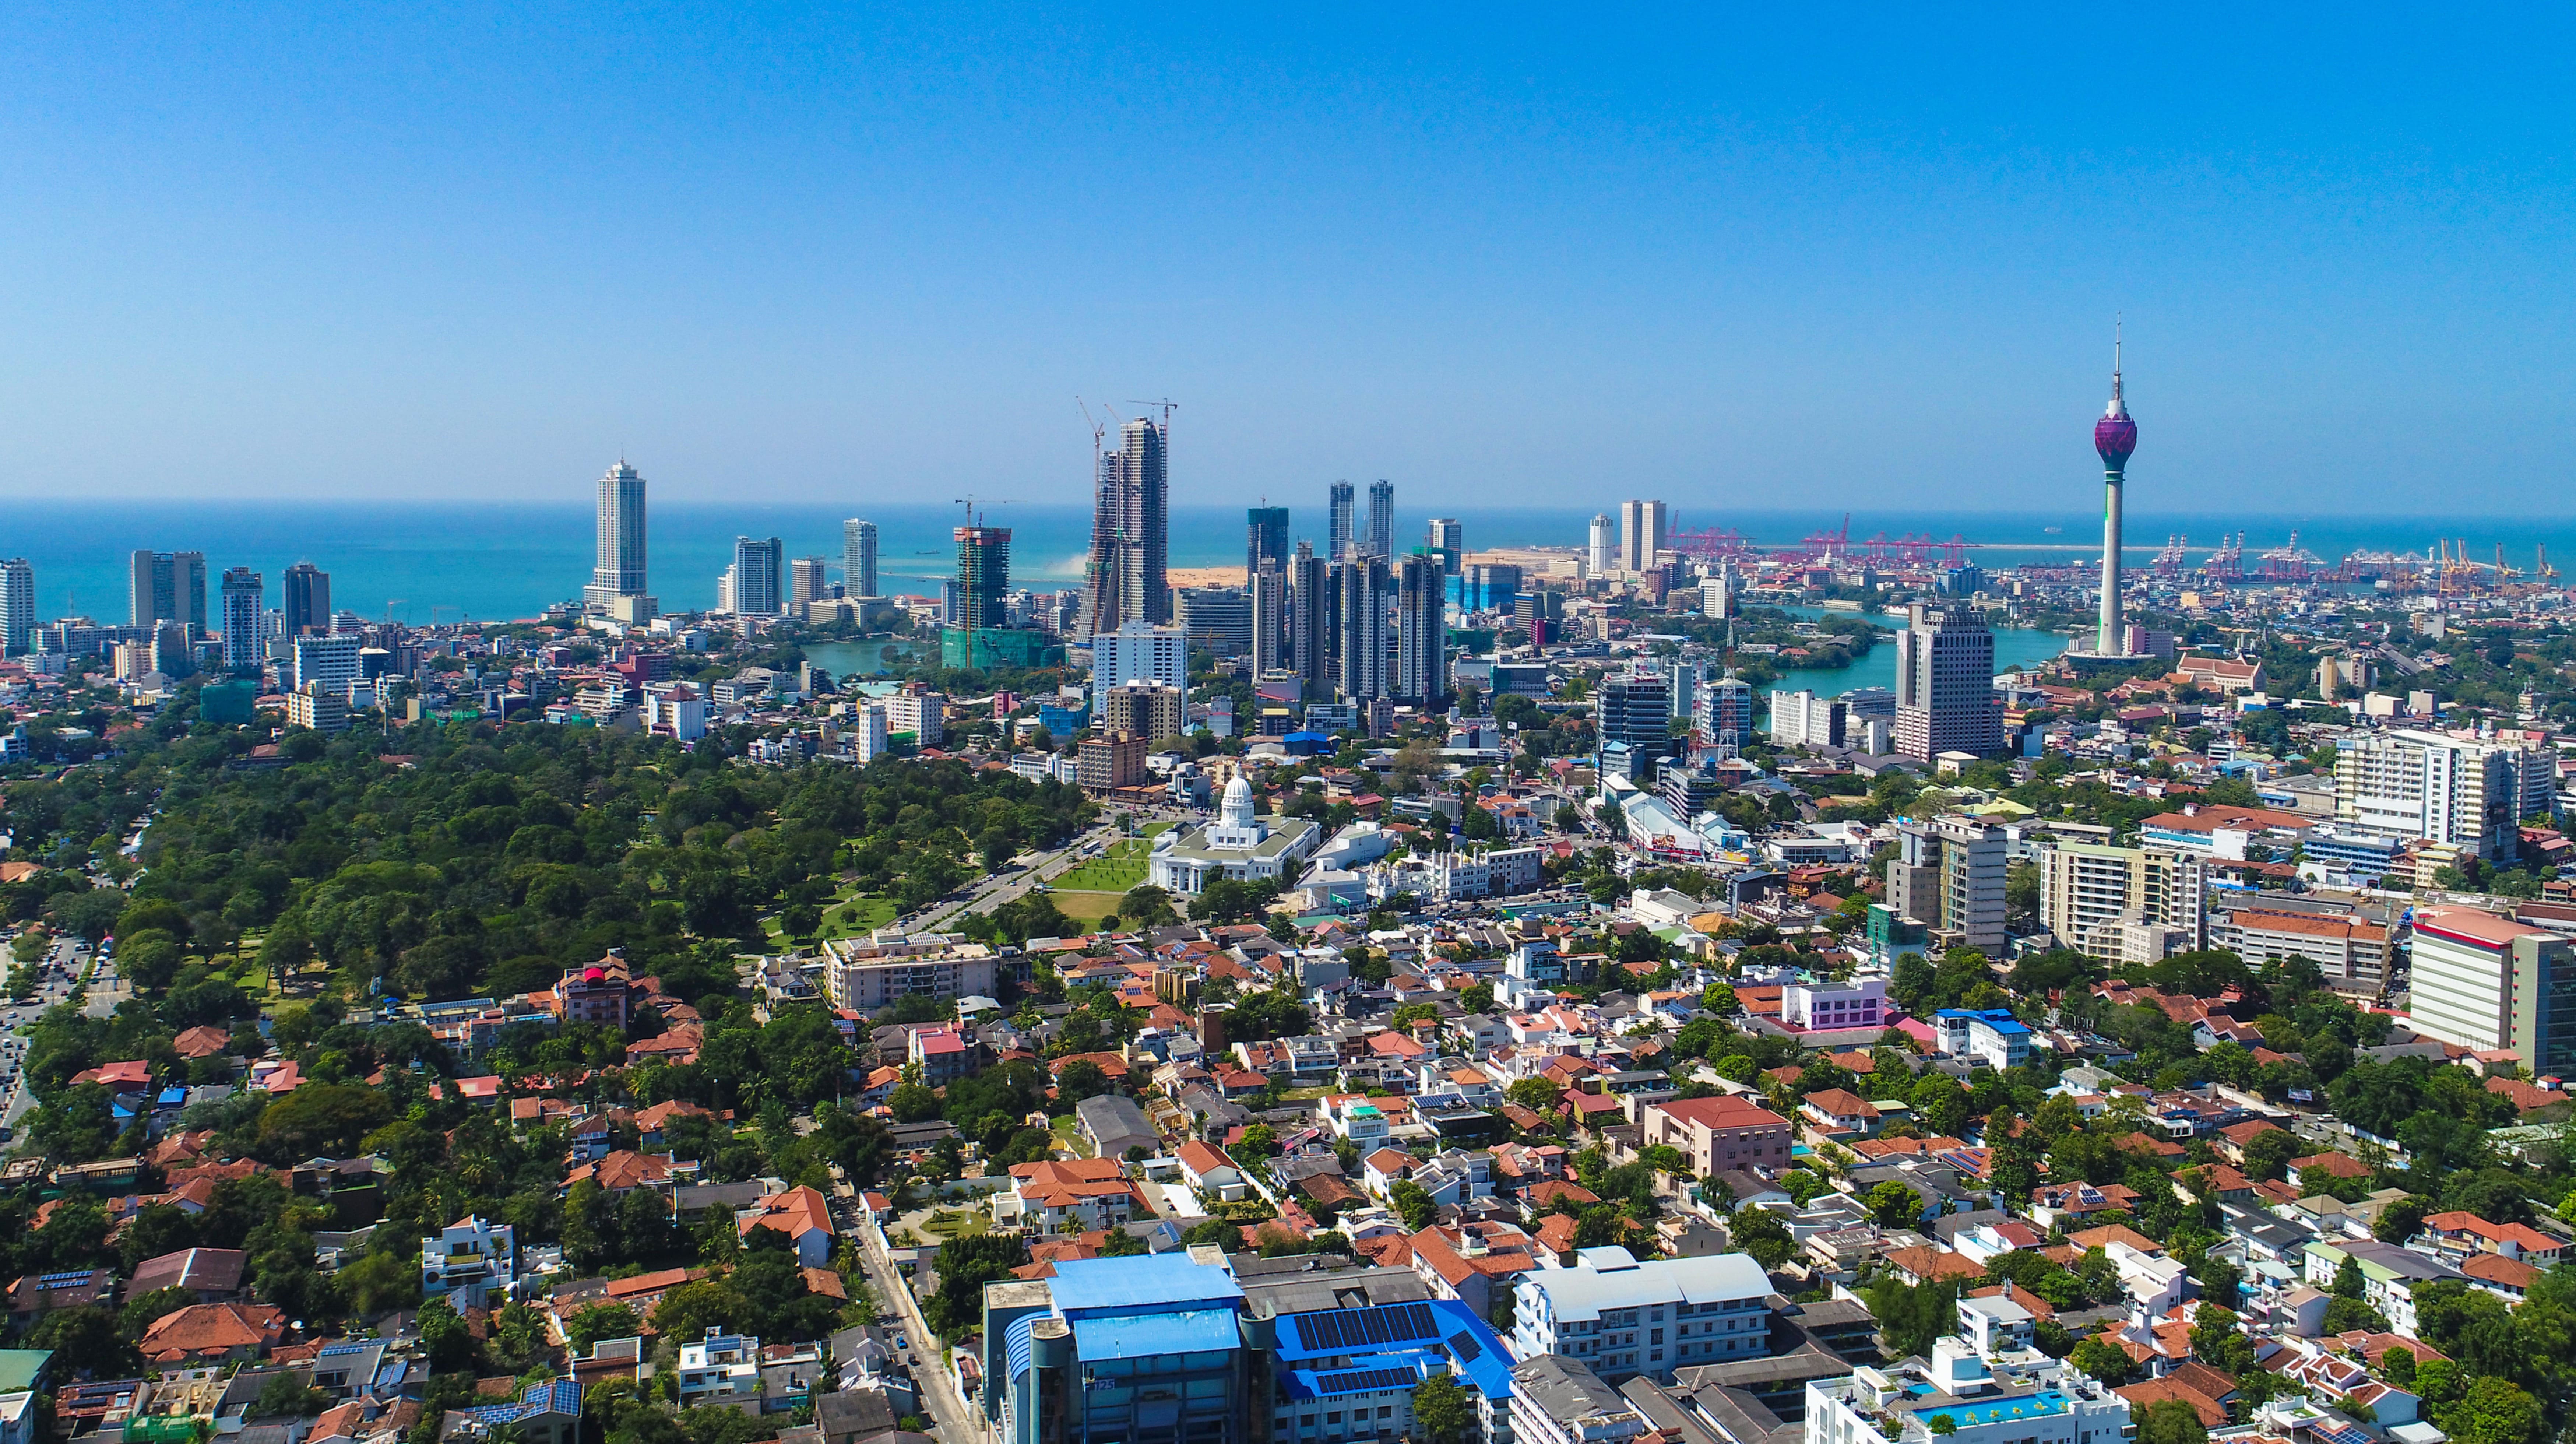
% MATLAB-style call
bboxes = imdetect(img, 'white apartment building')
[1892,602,2000,762]
[1769,689,1841,749]
[855,703,890,762]
[2210,903,2391,997]
[422,1214,517,1308]
[2335,728,2554,862]
[2037,842,2205,963]
[818,934,1000,1013]
[676,1329,764,1406]
[1512,1247,1772,1383]
[1090,620,1190,691]
[293,633,362,695]
[1806,1340,2128,1444]
[643,682,707,741]
[881,690,944,748]
[2406,907,2576,1075]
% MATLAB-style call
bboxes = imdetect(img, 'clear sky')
[3,6,2569,513]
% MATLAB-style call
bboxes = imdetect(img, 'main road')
[838,1195,1001,1444]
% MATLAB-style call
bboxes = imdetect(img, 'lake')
[1763,605,2072,697]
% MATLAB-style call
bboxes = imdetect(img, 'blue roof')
[1045,1255,1243,1315]
[1071,1307,1240,1361]
[1274,1298,1513,1402]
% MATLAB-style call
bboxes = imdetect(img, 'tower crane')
[385,600,407,625]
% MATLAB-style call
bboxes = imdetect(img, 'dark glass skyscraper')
[283,561,330,636]
[954,526,1012,630]
[1327,481,1355,562]
[1246,506,1288,581]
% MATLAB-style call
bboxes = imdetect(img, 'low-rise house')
[127,1248,247,1304]
[738,1187,837,1268]
[999,1159,1153,1233]
[422,1215,517,1308]
[138,1302,288,1364]
[1176,1141,1247,1202]
[676,1329,764,1406]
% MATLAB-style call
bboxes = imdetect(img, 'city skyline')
[6,12,2574,512]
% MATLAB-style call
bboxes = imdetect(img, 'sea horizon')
[4,498,2570,626]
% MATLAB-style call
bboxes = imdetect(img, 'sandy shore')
[1169,565,1249,589]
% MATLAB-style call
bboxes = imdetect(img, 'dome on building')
[1220,774,1256,829]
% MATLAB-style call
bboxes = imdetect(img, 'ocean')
[3,498,2571,625]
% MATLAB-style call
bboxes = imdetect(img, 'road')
[843,1205,999,1444]
[2,935,93,1134]
[912,811,1188,933]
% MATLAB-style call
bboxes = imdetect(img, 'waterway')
[799,639,915,679]
[1762,605,2073,697]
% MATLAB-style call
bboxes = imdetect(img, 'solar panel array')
[1296,1302,1438,1351]
[1313,1367,1420,1396]
[319,1343,374,1356]
[38,1271,95,1287]
[1446,1332,1482,1364]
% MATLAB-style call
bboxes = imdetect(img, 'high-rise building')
[281,562,330,636]
[842,518,879,597]
[219,568,264,671]
[1463,562,1522,613]
[1428,517,1464,576]
[1618,500,1668,572]
[1176,586,1251,659]
[1090,620,1190,691]
[2038,842,2206,963]
[2407,908,2576,1075]
[0,559,33,656]
[730,537,785,616]
[1695,669,1753,750]
[584,460,653,619]
[1887,815,2007,952]
[1246,506,1289,582]
[1393,553,1447,706]
[130,550,207,631]
[293,633,362,696]
[1892,601,2000,761]
[978,1255,1254,1444]
[1081,416,1171,636]
[953,527,1011,629]
[1327,482,1356,562]
[1288,542,1330,699]
[1366,479,1394,559]
[790,557,830,611]
[1249,564,1287,675]
[2093,329,2139,657]
[2334,728,2553,862]
[1588,513,1617,575]
[1597,671,1672,774]
[1099,681,1186,744]
[1334,557,1388,701]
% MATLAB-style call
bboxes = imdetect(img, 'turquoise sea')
[0,498,2569,626]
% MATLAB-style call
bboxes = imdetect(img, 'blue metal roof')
[1071,1308,1240,1362]
[1273,1298,1513,1402]
[1046,1255,1243,1316]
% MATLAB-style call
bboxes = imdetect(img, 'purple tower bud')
[2095,348,2137,471]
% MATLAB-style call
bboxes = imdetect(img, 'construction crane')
[384,599,407,624]
[2539,544,2559,582]
[951,495,1022,528]
[1124,398,1179,431]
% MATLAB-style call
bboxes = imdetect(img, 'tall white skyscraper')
[0,559,32,657]
[585,461,654,620]
[293,633,362,695]
[843,518,879,597]
[1588,514,1617,575]
[219,568,264,671]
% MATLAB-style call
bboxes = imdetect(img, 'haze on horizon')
[3,6,2570,514]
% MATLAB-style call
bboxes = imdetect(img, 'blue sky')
[2,6,2568,513]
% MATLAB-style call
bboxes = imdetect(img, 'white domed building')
[1147,775,1321,896]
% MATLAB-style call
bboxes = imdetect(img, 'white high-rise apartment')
[2038,841,2206,962]
[2407,907,2576,1074]
[1892,601,2000,761]
[584,460,654,620]
[855,703,890,762]
[0,559,33,656]
[1090,620,1190,691]
[842,519,879,597]
[293,633,362,696]
[219,568,264,671]
[2334,728,2554,862]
